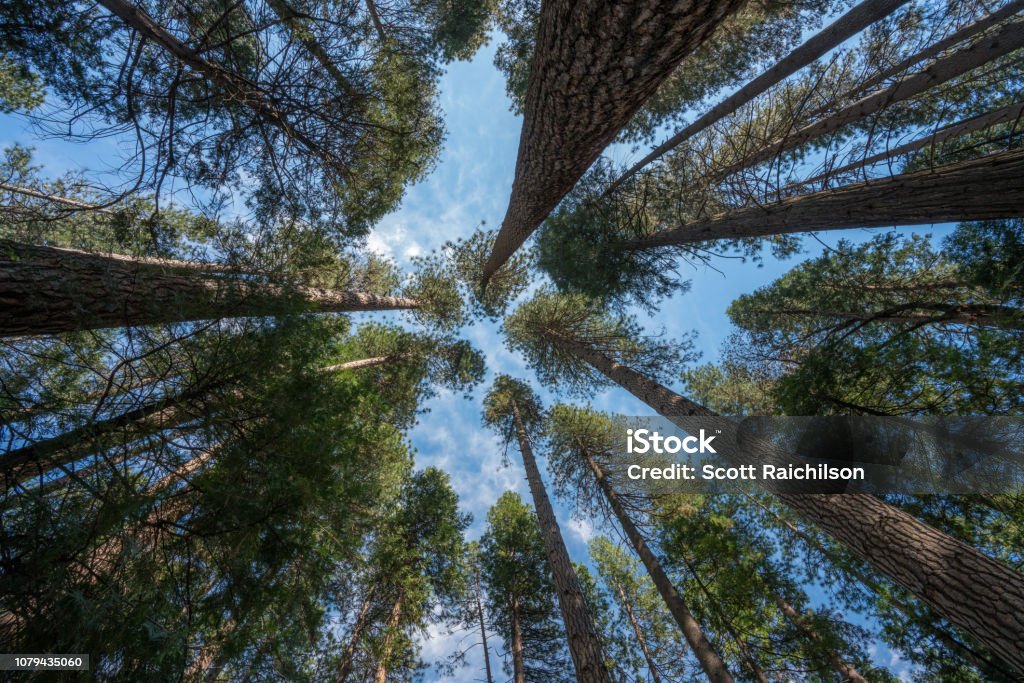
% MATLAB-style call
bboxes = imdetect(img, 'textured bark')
[553,339,1024,673]
[510,400,612,682]
[480,0,744,280]
[95,0,330,164]
[0,240,419,336]
[510,594,526,683]
[336,585,377,683]
[625,149,1024,249]
[611,580,662,683]
[773,303,1024,331]
[2,386,209,488]
[790,100,1024,190]
[856,0,1024,95]
[374,595,403,683]
[264,0,359,98]
[714,18,1024,179]
[319,356,396,373]
[608,0,911,193]
[580,443,734,683]
[474,570,495,683]
[0,182,114,213]
[772,590,867,683]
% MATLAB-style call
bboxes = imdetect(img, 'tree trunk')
[774,302,1024,332]
[0,182,114,213]
[624,148,1024,249]
[555,339,1024,673]
[264,0,360,98]
[480,0,744,281]
[607,0,911,193]
[363,0,387,43]
[611,580,663,683]
[713,18,1024,179]
[95,0,332,166]
[336,584,377,683]
[856,0,1024,95]
[510,594,526,683]
[374,595,403,683]
[2,385,211,487]
[0,240,420,336]
[474,571,495,683]
[771,590,867,683]
[786,100,1024,191]
[319,356,395,373]
[509,400,612,682]
[579,442,734,683]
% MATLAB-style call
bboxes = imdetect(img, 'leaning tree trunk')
[712,18,1024,180]
[579,442,734,683]
[771,590,867,683]
[607,0,911,193]
[319,356,401,373]
[553,338,1024,673]
[480,0,745,281]
[264,0,360,98]
[473,569,495,683]
[0,182,114,213]
[510,595,526,683]
[374,595,403,683]
[611,580,663,683]
[509,400,612,682]
[0,240,420,336]
[623,148,1024,249]
[774,303,1024,332]
[336,584,377,683]
[96,0,332,166]
[2,384,214,488]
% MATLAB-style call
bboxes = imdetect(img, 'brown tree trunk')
[363,0,387,43]
[510,594,526,683]
[775,302,1024,331]
[608,0,912,193]
[95,0,333,166]
[0,181,114,213]
[474,570,495,683]
[480,0,744,281]
[0,240,420,336]
[579,442,734,682]
[713,18,1024,179]
[264,0,360,98]
[374,595,403,683]
[319,356,396,373]
[624,149,1024,249]
[2,385,212,488]
[509,400,612,682]
[336,585,377,683]
[771,590,867,683]
[555,339,1024,673]
[856,0,1024,95]
[611,580,663,683]
[787,100,1024,191]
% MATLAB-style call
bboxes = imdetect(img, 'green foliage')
[0,56,43,112]
[492,0,540,113]
[451,228,533,319]
[482,374,544,443]
[479,491,573,682]
[405,249,469,332]
[503,288,693,396]
[680,361,779,416]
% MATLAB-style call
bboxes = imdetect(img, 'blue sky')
[0,28,941,681]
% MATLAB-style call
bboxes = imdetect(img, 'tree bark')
[579,442,734,683]
[607,0,912,194]
[713,18,1024,180]
[336,584,377,683]
[509,400,612,682]
[510,594,526,683]
[0,240,420,336]
[319,356,396,373]
[552,338,1024,673]
[771,590,867,683]
[374,595,403,683]
[0,182,114,213]
[474,569,495,683]
[2,385,211,488]
[264,0,360,98]
[623,148,1024,249]
[611,580,663,683]
[480,0,745,281]
[95,0,333,167]
[786,100,1024,191]
[775,302,1024,332]
[856,0,1024,95]
[363,0,387,44]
